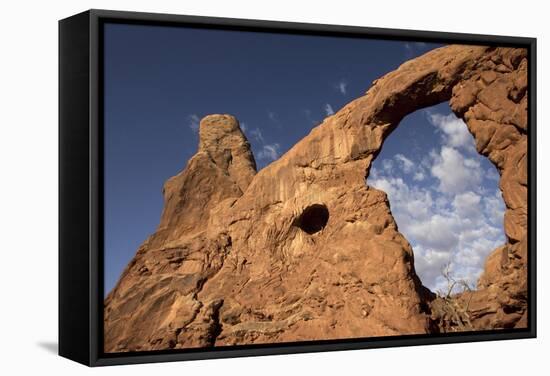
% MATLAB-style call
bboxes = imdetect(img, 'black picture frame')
[59,9,537,367]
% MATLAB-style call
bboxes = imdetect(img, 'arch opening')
[367,102,506,294]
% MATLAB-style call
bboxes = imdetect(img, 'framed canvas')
[59,9,537,366]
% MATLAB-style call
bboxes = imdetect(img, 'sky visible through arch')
[368,103,505,293]
[103,22,504,295]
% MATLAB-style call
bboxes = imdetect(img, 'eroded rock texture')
[104,45,529,352]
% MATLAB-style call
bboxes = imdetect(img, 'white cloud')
[324,103,335,116]
[336,80,347,95]
[413,245,451,292]
[407,214,459,250]
[369,166,380,180]
[247,124,283,165]
[250,127,265,143]
[257,143,280,161]
[413,171,425,181]
[240,122,247,133]
[434,195,450,210]
[431,146,482,195]
[452,191,482,218]
[267,111,277,122]
[428,112,476,152]
[377,154,425,181]
[395,154,415,174]
[381,159,394,173]
[369,176,432,221]
[188,114,200,132]
[484,190,506,226]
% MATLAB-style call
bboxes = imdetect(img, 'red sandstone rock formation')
[104,45,528,352]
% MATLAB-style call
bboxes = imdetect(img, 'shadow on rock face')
[294,204,329,235]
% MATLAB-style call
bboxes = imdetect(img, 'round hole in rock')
[295,204,329,235]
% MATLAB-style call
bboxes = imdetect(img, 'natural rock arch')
[104,45,528,352]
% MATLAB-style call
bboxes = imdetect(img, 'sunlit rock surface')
[104,45,528,352]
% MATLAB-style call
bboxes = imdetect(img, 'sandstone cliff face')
[104,45,529,352]
[445,48,529,330]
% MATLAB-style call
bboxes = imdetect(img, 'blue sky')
[103,23,504,295]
